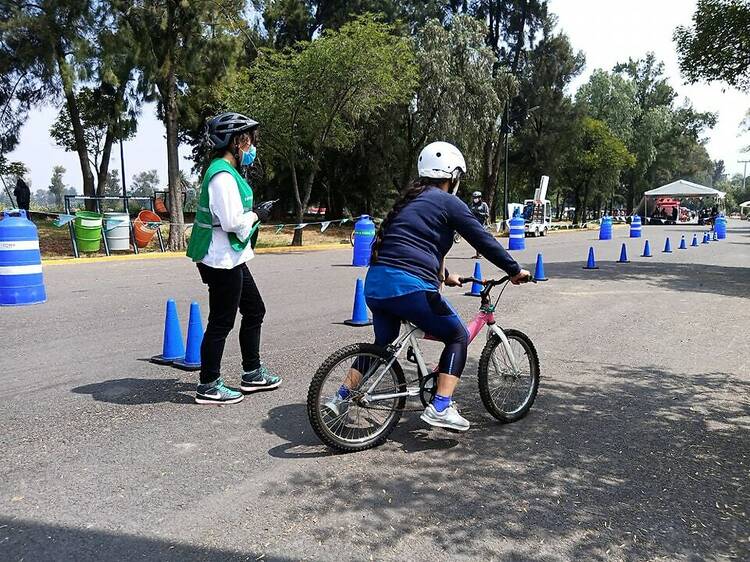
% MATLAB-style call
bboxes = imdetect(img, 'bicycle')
[307,275,540,452]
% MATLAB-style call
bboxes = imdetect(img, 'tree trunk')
[161,13,184,252]
[96,82,127,198]
[292,166,317,246]
[482,136,499,222]
[56,50,94,209]
[96,126,116,197]
[290,162,303,246]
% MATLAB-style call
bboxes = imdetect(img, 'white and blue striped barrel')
[508,216,526,250]
[0,210,47,306]
[630,215,642,238]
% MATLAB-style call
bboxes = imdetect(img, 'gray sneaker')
[240,365,282,393]
[195,378,244,405]
[420,402,470,432]
[323,394,350,419]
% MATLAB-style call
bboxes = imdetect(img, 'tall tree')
[674,0,750,91]
[2,1,138,206]
[225,16,417,245]
[50,86,137,196]
[511,22,584,206]
[613,54,677,211]
[121,0,244,250]
[48,165,68,207]
[558,117,635,224]
[456,1,548,220]
[129,169,160,198]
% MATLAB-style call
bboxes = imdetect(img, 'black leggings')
[367,291,469,377]
[197,262,266,384]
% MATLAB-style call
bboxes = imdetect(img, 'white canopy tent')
[740,201,750,217]
[641,180,725,221]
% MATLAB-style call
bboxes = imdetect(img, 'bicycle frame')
[360,305,521,404]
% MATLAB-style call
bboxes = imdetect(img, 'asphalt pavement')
[1,220,748,561]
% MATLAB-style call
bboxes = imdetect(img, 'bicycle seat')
[402,322,438,341]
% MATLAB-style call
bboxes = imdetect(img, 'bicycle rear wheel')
[478,329,539,423]
[307,343,406,452]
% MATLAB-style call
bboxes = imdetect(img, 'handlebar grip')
[459,277,483,285]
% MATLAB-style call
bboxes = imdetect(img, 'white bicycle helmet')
[417,141,467,180]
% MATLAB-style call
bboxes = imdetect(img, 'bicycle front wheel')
[478,329,539,423]
[307,343,406,452]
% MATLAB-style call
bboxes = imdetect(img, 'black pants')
[197,262,266,384]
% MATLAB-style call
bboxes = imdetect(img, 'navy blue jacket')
[373,186,521,286]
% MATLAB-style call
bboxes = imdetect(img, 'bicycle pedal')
[405,386,421,397]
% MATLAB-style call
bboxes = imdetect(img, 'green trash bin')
[74,211,103,253]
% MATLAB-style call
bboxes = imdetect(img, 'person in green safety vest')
[187,112,282,405]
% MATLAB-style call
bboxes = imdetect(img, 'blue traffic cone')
[151,299,185,365]
[663,237,672,253]
[583,247,598,270]
[642,240,652,257]
[344,278,372,326]
[465,261,483,296]
[533,253,548,281]
[678,236,687,250]
[702,232,709,244]
[691,234,698,247]
[617,243,629,263]
[173,302,203,371]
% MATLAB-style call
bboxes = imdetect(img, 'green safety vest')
[186,158,258,262]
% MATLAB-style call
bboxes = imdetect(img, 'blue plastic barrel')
[599,216,613,240]
[508,216,525,251]
[630,215,642,238]
[715,215,727,239]
[0,210,46,306]
[352,215,376,267]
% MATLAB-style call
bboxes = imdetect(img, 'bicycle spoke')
[486,336,533,415]
[316,351,402,445]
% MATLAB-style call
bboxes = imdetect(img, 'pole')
[120,117,127,199]
[740,159,749,192]
[502,103,510,228]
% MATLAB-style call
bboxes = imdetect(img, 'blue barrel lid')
[0,210,38,240]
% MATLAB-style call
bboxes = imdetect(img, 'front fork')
[487,324,521,375]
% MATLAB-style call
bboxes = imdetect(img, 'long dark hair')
[371,179,431,263]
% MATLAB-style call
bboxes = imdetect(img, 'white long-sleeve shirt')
[200,171,258,269]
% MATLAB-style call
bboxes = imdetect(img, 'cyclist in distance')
[469,190,490,259]
[327,141,531,431]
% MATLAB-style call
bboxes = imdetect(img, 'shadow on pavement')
[546,260,749,299]
[0,517,291,562]
[262,401,461,459]
[71,377,194,405]
[266,363,749,560]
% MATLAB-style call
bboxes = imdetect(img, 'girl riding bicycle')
[327,141,530,431]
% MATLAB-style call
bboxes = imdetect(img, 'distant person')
[672,206,678,222]
[469,191,490,258]
[13,178,30,219]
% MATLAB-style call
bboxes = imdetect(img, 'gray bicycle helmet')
[207,112,259,150]
[472,191,482,198]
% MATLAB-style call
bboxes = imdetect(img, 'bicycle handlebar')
[458,274,536,286]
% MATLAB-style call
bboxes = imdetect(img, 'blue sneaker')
[240,365,282,393]
[195,378,244,405]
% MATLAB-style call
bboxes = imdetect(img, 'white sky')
[7,0,749,192]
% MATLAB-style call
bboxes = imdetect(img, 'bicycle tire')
[307,343,406,452]
[478,329,539,423]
